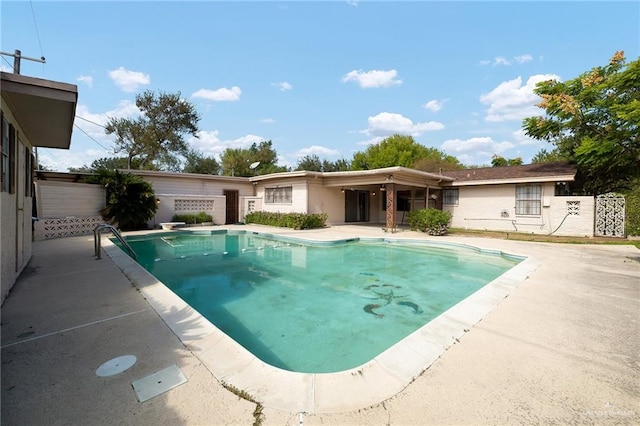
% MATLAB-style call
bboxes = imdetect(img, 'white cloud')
[347,0,359,7]
[357,136,385,146]
[108,67,150,92]
[441,136,514,164]
[259,118,276,124]
[342,69,402,88]
[494,56,511,66]
[294,145,340,157]
[480,54,535,67]
[514,54,533,64]
[512,128,544,147]
[77,75,93,88]
[74,100,140,141]
[188,131,263,156]
[37,147,112,172]
[361,112,444,137]
[423,99,445,112]
[480,73,560,122]
[271,82,292,91]
[192,86,242,102]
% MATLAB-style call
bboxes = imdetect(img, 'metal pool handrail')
[94,224,137,260]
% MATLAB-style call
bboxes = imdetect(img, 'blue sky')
[2,1,639,171]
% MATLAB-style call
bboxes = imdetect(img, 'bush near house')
[408,208,452,236]
[244,211,328,230]
[626,183,640,237]
[171,211,213,225]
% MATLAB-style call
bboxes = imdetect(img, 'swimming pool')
[120,230,522,373]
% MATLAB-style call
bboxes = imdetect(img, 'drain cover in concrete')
[131,364,187,402]
[96,355,137,377]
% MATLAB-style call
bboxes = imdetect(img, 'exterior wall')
[255,178,309,214]
[307,182,344,224]
[35,180,105,218]
[139,174,254,227]
[32,180,105,240]
[1,101,33,303]
[443,183,595,236]
[239,196,262,222]
[155,195,225,226]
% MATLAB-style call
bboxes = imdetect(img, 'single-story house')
[127,162,593,237]
[1,71,78,302]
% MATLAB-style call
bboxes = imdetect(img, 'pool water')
[122,231,521,373]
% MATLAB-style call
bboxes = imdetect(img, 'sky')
[2,1,639,172]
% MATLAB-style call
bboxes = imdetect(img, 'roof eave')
[1,71,78,149]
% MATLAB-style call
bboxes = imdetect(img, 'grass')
[447,228,640,249]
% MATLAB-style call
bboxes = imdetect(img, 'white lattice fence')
[595,193,625,237]
[34,216,104,240]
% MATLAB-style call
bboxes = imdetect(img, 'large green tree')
[352,134,462,171]
[182,149,220,174]
[523,51,640,193]
[295,155,351,172]
[220,140,288,176]
[491,155,523,167]
[105,90,200,171]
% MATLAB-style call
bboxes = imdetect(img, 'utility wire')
[29,0,45,73]
[74,123,111,151]
[1,55,14,72]
[75,115,107,129]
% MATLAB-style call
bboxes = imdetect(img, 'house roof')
[443,162,577,186]
[250,166,454,187]
[1,71,78,149]
[130,169,250,182]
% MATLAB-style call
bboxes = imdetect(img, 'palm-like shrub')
[93,169,158,231]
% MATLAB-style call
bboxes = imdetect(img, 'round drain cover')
[96,355,137,377]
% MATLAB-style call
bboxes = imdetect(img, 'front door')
[224,190,239,224]
[345,190,370,222]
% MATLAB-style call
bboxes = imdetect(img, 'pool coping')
[103,228,540,414]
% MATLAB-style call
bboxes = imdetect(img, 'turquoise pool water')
[121,231,521,373]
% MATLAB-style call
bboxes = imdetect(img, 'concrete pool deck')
[2,225,639,424]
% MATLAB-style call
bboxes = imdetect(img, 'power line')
[29,1,45,64]
[74,123,111,151]
[1,55,14,72]
[75,115,106,129]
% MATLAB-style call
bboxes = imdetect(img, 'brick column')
[385,183,395,230]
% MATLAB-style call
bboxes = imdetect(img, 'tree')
[69,156,147,173]
[92,169,158,231]
[523,51,640,193]
[531,148,567,164]
[295,154,323,171]
[105,90,200,171]
[413,154,464,173]
[182,149,220,174]
[323,158,351,172]
[220,140,288,176]
[352,134,462,171]
[491,155,523,167]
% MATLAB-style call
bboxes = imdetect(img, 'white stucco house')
[126,162,593,238]
[1,71,78,302]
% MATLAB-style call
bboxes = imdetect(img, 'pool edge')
[102,228,539,414]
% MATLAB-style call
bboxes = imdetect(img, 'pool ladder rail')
[94,224,137,260]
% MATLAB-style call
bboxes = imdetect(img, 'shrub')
[625,183,640,237]
[171,211,213,224]
[407,208,452,235]
[93,169,158,231]
[244,211,328,230]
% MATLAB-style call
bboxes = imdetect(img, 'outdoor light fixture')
[380,184,386,191]
[372,191,376,196]
[341,188,344,193]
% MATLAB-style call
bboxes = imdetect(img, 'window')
[443,188,459,205]
[515,185,541,215]
[567,201,580,216]
[25,148,34,197]
[265,186,292,204]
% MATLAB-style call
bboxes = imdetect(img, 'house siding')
[1,102,33,303]
[255,178,308,214]
[444,183,595,236]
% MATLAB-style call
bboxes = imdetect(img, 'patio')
[2,225,638,425]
